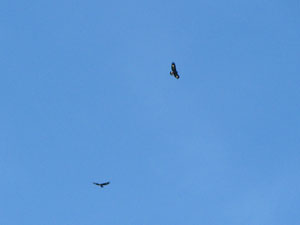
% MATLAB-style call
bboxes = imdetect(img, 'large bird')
[93,182,110,188]
[170,62,180,79]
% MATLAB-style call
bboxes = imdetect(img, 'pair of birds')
[94,63,180,190]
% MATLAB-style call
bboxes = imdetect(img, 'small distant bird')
[93,182,110,188]
[170,62,180,79]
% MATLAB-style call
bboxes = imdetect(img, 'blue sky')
[1,0,300,224]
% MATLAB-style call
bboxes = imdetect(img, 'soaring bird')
[93,182,110,188]
[170,62,180,79]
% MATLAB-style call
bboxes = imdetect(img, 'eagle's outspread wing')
[171,62,176,71]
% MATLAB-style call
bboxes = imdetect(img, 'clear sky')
[1,0,300,224]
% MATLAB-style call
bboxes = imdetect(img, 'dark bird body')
[170,62,180,79]
[93,182,110,188]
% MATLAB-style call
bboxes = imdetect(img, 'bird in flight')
[93,182,110,188]
[170,62,180,79]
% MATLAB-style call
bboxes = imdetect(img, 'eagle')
[170,62,180,79]
[93,182,110,188]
